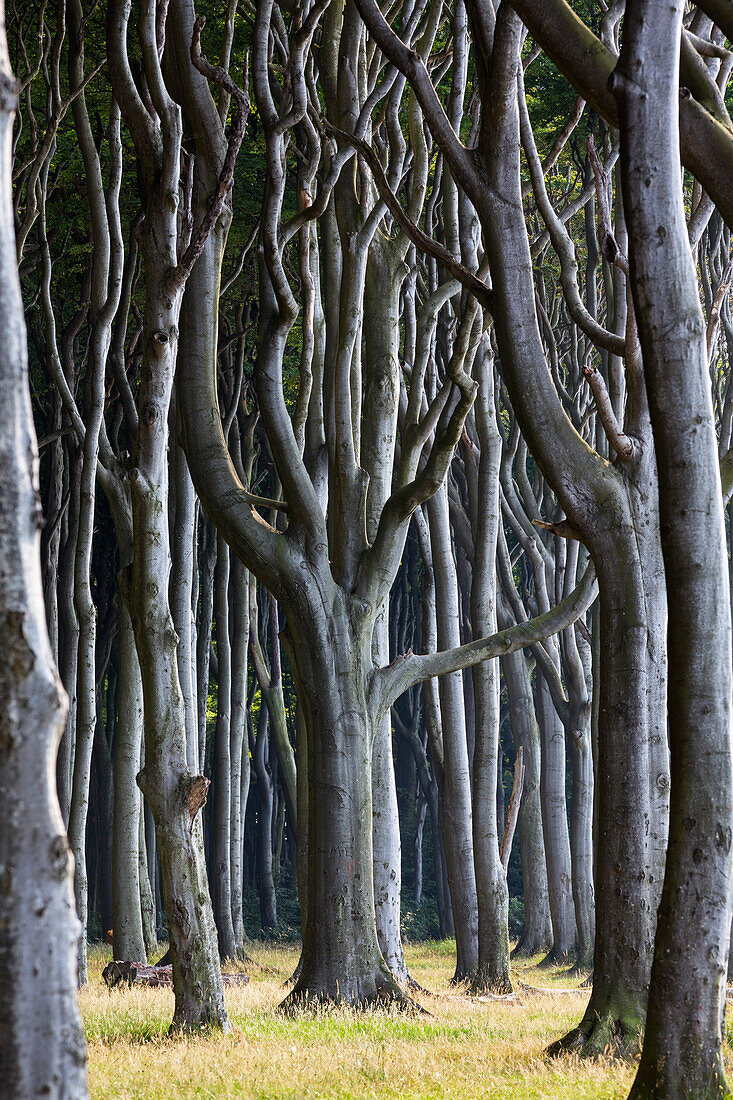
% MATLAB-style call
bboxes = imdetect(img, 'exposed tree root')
[279,987,428,1015]
[546,1003,643,1058]
[469,970,513,997]
[279,968,429,1015]
[511,933,553,959]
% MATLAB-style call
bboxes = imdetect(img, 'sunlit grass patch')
[81,940,729,1098]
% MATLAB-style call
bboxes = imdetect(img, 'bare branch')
[500,748,525,871]
[169,16,249,293]
[325,122,494,314]
[372,562,597,719]
[583,364,641,463]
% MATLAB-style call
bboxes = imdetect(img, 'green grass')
[80,941,728,1098]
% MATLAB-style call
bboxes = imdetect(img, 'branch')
[169,16,249,293]
[583,364,641,463]
[706,259,733,361]
[372,561,597,718]
[500,747,525,871]
[326,122,494,313]
[532,518,583,541]
[510,0,733,231]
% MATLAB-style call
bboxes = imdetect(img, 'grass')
[81,941,730,1098]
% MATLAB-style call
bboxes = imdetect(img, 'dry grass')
[81,941,729,1098]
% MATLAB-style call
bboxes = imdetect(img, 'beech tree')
[8,12,733,1097]
[616,1,733,1093]
[171,0,601,1003]
[0,4,87,1091]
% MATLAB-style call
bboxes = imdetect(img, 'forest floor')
[82,940,732,1098]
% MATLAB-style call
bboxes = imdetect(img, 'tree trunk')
[112,599,147,962]
[0,34,88,1088]
[170,412,198,771]
[127,255,227,1030]
[426,485,479,981]
[282,588,407,1006]
[138,800,157,957]
[567,626,594,970]
[372,607,409,985]
[501,647,553,958]
[212,534,237,958]
[470,349,511,993]
[535,672,576,962]
[56,448,80,826]
[229,555,249,953]
[616,5,733,1093]
[254,704,277,932]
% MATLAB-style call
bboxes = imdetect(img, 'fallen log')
[102,961,249,989]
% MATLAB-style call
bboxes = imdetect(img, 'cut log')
[102,960,249,989]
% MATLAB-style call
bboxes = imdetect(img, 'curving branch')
[168,16,249,293]
[371,561,597,720]
[326,122,494,312]
[583,364,641,464]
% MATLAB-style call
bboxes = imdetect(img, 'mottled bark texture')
[615,5,733,1095]
[107,0,227,1029]
[0,23,88,1094]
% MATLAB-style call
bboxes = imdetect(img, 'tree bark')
[212,534,237,958]
[469,349,511,993]
[501,647,553,958]
[0,27,88,1090]
[615,5,733,1094]
[112,598,147,962]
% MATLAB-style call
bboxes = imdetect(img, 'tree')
[615,2,733,1094]
[0,6,87,1091]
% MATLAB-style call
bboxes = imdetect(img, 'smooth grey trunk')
[617,6,733,1094]
[372,607,409,986]
[469,350,511,992]
[253,703,277,931]
[282,586,406,1006]
[127,258,227,1027]
[414,794,426,906]
[0,32,88,1088]
[170,415,198,771]
[196,515,217,771]
[65,4,124,982]
[363,244,409,988]
[426,484,479,980]
[56,449,80,825]
[138,800,157,957]
[212,534,237,958]
[501,646,553,957]
[566,624,594,969]
[108,0,228,1026]
[112,599,146,962]
[41,392,64,664]
[535,673,576,962]
[229,555,249,951]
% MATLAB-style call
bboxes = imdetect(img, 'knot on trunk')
[180,774,210,826]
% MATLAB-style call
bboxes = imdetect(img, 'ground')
[82,941,732,1098]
